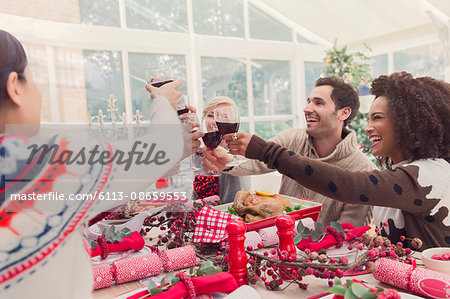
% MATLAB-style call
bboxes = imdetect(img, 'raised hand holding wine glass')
[145,57,185,113]
[213,105,247,166]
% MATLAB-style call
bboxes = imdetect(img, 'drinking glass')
[213,105,247,166]
[145,57,173,87]
[179,112,201,171]
[145,58,188,116]
[201,118,222,176]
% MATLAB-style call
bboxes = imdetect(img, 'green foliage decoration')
[322,41,375,161]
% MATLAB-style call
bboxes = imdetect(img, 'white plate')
[326,240,366,259]
[320,292,423,299]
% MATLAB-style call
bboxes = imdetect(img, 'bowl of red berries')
[421,247,450,274]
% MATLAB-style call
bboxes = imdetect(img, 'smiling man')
[220,76,377,226]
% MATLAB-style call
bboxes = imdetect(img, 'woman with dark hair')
[205,72,450,250]
[0,30,185,298]
[0,31,41,131]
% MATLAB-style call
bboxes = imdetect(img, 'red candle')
[276,215,296,279]
[226,220,248,286]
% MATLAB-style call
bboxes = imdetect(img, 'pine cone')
[373,236,383,247]
[247,269,258,285]
[195,243,220,255]
[167,240,178,249]
[394,246,406,257]
[268,279,280,290]
[361,233,372,246]
[213,255,224,266]
[365,261,377,273]
[382,237,391,248]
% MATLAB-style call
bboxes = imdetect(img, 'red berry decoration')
[193,174,219,199]
[325,226,344,248]
[335,269,344,278]
[432,254,442,260]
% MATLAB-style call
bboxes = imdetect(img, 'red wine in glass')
[150,79,173,87]
[150,79,188,115]
[177,106,189,116]
[202,132,223,149]
[216,122,239,135]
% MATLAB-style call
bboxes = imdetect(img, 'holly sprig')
[144,261,222,298]
[103,225,132,243]
[294,221,346,244]
[329,278,392,299]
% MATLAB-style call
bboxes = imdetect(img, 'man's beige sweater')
[229,128,377,226]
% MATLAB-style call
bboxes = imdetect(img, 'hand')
[223,132,252,156]
[191,124,203,154]
[185,104,197,114]
[182,122,204,159]
[145,80,182,110]
[202,147,233,172]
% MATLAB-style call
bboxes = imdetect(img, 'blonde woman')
[192,96,250,202]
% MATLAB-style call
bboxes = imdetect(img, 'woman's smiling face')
[365,96,404,164]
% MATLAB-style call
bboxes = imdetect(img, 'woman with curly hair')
[205,72,450,249]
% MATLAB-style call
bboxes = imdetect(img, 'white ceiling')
[258,0,450,49]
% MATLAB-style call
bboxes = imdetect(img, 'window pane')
[239,122,249,134]
[201,57,248,116]
[79,0,120,27]
[371,54,388,78]
[54,47,88,123]
[304,62,325,98]
[83,50,125,122]
[297,33,314,44]
[22,42,51,122]
[193,0,244,37]
[394,44,445,79]
[252,60,291,116]
[128,53,186,121]
[125,0,187,32]
[255,120,292,140]
[249,4,291,41]
[0,1,80,23]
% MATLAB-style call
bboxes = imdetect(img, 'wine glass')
[213,105,247,166]
[145,57,188,116]
[201,118,222,176]
[144,57,173,87]
[179,112,201,171]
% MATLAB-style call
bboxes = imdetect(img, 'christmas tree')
[322,41,375,162]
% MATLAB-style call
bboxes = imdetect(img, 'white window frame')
[0,0,441,132]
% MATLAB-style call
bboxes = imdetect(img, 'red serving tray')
[215,195,322,232]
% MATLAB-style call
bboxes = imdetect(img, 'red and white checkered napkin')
[159,245,197,272]
[113,253,162,284]
[92,263,114,290]
[192,206,239,243]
